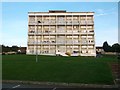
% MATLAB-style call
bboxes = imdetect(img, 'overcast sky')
[1,2,118,47]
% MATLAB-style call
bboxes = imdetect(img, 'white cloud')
[95,13,108,17]
[95,7,117,17]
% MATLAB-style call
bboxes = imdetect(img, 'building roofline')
[28,10,95,14]
[28,12,94,16]
[28,11,95,13]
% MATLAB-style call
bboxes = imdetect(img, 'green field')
[2,55,117,84]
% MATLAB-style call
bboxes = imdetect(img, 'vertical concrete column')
[49,15,50,54]
[55,15,57,54]
[72,15,74,53]
[65,15,67,53]
[34,15,37,54]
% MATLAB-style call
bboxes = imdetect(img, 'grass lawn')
[2,55,118,85]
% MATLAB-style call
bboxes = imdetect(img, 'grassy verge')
[2,55,117,84]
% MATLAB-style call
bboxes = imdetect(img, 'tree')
[11,45,19,52]
[112,43,120,53]
[2,45,11,52]
[103,41,112,52]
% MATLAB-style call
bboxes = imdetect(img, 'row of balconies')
[28,47,94,49]
[27,50,94,54]
[29,38,94,40]
[28,32,94,35]
[28,39,94,42]
[28,47,94,50]
[29,27,94,29]
[27,51,53,54]
[29,18,93,21]
[29,39,94,42]
[29,30,94,33]
[28,41,94,45]
[28,49,95,54]
[28,30,94,34]
[30,17,92,19]
[28,21,94,25]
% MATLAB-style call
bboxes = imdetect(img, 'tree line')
[1,45,19,52]
[103,41,120,53]
[1,42,120,54]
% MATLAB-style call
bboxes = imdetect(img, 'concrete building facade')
[27,10,96,56]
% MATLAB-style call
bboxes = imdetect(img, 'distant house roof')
[18,47,27,52]
[96,47,103,49]
[19,47,27,49]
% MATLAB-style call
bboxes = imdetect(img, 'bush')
[2,52,5,55]
[117,55,120,60]
[65,52,71,56]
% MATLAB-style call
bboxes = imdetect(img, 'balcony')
[66,41,80,45]
[72,21,79,25]
[28,41,55,45]
[43,22,50,25]
[81,42,95,45]
[80,21,86,25]
[29,22,36,25]
[66,21,79,25]
[80,21,94,25]
[80,32,94,35]
[56,22,66,25]
[28,32,42,35]
[87,21,94,25]
[80,30,94,35]
[50,21,56,25]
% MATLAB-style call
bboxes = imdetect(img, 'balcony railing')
[80,32,94,35]
[28,31,94,36]
[29,30,79,33]
[29,20,94,25]
[28,41,95,45]
[28,42,94,45]
[28,41,94,45]
[81,42,95,45]
[28,32,80,35]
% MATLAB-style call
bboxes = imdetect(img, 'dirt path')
[110,62,120,86]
